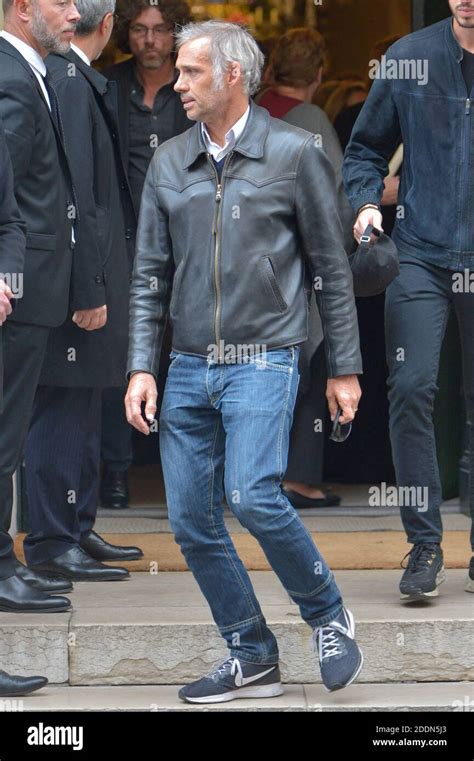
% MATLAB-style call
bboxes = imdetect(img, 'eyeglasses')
[329,407,352,443]
[129,24,173,37]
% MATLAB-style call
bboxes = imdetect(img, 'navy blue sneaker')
[178,657,283,704]
[466,556,474,593]
[312,607,363,692]
[400,543,445,601]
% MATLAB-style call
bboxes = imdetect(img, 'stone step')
[10,682,474,712]
[0,571,472,686]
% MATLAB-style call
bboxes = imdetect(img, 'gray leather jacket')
[127,103,362,379]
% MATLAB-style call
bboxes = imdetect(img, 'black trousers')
[101,386,133,471]
[24,386,101,565]
[385,251,474,550]
[0,320,50,579]
[285,343,327,485]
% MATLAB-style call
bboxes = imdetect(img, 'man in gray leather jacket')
[126,21,363,703]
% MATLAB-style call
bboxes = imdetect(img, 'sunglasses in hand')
[329,407,352,443]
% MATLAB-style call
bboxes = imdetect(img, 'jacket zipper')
[460,97,471,253]
[207,151,233,361]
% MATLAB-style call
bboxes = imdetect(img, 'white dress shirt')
[0,30,51,109]
[70,42,90,66]
[201,105,250,162]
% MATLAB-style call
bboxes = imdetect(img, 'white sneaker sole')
[400,567,446,601]
[465,577,474,593]
[180,682,284,704]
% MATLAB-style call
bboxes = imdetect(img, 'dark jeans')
[385,252,474,551]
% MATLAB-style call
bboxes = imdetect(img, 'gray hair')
[176,21,264,96]
[75,0,116,36]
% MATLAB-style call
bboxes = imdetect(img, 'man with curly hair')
[101,0,191,511]
[104,0,192,214]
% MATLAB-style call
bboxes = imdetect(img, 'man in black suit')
[24,0,143,581]
[0,0,87,613]
[0,119,49,696]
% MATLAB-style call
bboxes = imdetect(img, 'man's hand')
[0,279,14,326]
[125,372,157,435]
[326,374,362,425]
[353,207,383,244]
[381,176,400,207]
[72,305,107,331]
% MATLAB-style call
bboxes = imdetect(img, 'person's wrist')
[357,202,381,215]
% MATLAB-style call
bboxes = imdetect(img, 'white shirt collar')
[201,104,250,162]
[0,30,50,108]
[70,43,90,66]
[0,30,47,77]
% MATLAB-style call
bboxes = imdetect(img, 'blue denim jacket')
[343,18,474,270]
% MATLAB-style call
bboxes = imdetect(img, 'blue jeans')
[385,252,474,551]
[159,346,343,665]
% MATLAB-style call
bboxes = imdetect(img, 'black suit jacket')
[0,36,74,327]
[0,118,26,410]
[39,49,136,387]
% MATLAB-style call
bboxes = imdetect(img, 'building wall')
[318,0,412,79]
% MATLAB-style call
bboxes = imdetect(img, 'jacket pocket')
[26,232,56,250]
[259,256,288,313]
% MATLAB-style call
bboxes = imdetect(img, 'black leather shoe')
[80,531,143,562]
[0,670,48,697]
[282,488,341,508]
[14,560,73,594]
[0,575,71,613]
[30,546,130,582]
[100,467,130,509]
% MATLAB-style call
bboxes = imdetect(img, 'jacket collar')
[0,35,41,80]
[183,101,270,169]
[65,48,108,95]
[0,36,55,117]
[446,16,464,63]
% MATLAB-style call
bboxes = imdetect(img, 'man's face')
[450,1,474,28]
[128,7,174,69]
[175,38,227,123]
[30,0,80,54]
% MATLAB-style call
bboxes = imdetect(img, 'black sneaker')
[178,657,283,704]
[312,607,364,692]
[400,542,445,601]
[466,556,474,593]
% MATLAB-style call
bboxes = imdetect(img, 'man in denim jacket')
[343,1,474,601]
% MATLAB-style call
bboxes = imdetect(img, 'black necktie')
[42,73,62,135]
[41,73,79,228]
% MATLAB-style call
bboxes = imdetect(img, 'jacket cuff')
[350,193,382,215]
[70,286,106,312]
[126,368,157,382]
[327,363,363,378]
